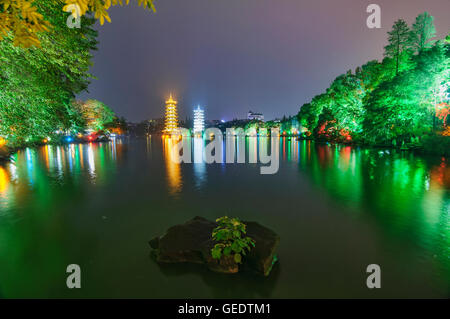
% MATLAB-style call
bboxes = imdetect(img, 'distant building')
[247,110,264,121]
[206,120,222,127]
[148,118,165,133]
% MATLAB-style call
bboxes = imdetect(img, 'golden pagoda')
[163,94,179,134]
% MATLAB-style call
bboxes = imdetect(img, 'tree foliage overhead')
[0,0,156,47]
[0,0,98,143]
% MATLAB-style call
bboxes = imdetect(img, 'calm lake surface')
[0,136,448,298]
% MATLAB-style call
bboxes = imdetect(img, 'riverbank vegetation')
[297,13,450,155]
[0,1,128,152]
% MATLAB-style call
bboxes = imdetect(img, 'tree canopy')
[384,19,412,75]
[0,0,156,47]
[410,12,436,52]
[0,0,101,144]
[297,12,450,146]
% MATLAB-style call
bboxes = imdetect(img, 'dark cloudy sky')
[78,0,450,122]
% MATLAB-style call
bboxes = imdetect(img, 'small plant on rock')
[210,216,256,264]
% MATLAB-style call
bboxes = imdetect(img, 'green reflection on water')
[0,138,448,297]
[297,141,450,282]
[0,141,121,297]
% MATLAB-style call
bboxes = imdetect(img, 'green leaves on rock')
[210,216,255,264]
[211,246,222,259]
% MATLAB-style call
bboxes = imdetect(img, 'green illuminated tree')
[384,19,412,75]
[298,93,332,133]
[0,0,97,144]
[364,41,449,143]
[298,61,390,140]
[77,99,116,131]
[297,13,449,145]
[416,42,450,130]
[410,12,436,53]
[327,72,365,134]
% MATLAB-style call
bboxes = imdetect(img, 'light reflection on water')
[193,137,207,189]
[297,141,449,278]
[0,140,125,212]
[1,137,449,234]
[162,136,183,196]
[157,136,449,273]
[0,137,448,297]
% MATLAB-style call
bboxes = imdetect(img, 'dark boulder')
[0,148,10,162]
[151,216,215,264]
[149,216,279,276]
[245,222,280,276]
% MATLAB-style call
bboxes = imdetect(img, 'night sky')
[78,0,450,122]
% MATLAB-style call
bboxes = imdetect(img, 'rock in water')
[149,216,280,276]
[245,222,280,276]
[152,216,215,264]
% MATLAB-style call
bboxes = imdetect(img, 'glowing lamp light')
[43,139,48,143]
[66,137,73,143]
[0,137,6,147]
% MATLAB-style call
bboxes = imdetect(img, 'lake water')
[0,136,448,298]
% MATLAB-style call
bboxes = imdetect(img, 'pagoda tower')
[193,105,205,135]
[164,94,179,134]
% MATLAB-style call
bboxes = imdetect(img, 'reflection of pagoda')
[164,94,179,134]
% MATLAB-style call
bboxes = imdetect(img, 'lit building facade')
[164,95,179,134]
[193,106,205,135]
[247,110,264,121]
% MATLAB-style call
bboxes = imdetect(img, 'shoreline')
[301,137,449,158]
[1,134,448,164]
[0,138,112,163]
